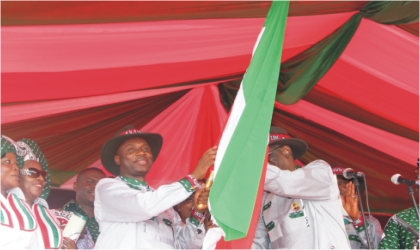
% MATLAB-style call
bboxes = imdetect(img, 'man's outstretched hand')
[190,146,217,180]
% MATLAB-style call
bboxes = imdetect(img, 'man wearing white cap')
[252,126,350,249]
[94,127,216,249]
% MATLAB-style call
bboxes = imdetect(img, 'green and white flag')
[209,0,289,242]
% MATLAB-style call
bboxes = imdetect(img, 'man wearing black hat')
[252,126,350,249]
[94,128,216,249]
[332,166,383,249]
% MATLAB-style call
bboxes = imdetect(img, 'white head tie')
[16,141,39,162]
[1,135,28,156]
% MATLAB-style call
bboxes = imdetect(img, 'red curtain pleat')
[1,91,187,185]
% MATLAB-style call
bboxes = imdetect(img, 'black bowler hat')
[100,126,163,176]
[269,126,308,159]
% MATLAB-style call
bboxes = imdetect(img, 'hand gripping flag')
[207,0,289,246]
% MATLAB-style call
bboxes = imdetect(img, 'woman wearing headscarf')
[16,138,75,249]
[1,135,38,249]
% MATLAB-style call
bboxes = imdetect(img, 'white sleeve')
[173,209,205,249]
[95,178,193,222]
[264,160,339,200]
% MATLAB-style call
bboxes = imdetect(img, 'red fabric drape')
[2,13,355,103]
[1,1,368,25]
[1,82,216,124]
[60,85,228,189]
[1,91,187,185]
[134,85,228,187]
[275,100,417,165]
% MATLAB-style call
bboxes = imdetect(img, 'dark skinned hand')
[203,211,218,231]
[194,187,210,213]
[62,237,77,249]
[190,146,217,180]
[342,181,361,220]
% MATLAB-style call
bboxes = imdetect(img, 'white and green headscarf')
[1,135,25,168]
[16,138,51,199]
[1,135,17,157]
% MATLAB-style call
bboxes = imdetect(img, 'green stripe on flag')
[210,1,289,241]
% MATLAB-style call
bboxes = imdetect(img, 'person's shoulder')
[366,214,381,223]
[306,159,331,168]
[61,199,78,210]
[98,176,118,184]
[96,176,123,188]
[34,197,49,208]
[398,206,417,217]
[7,187,25,199]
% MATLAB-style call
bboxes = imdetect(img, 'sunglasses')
[20,168,47,179]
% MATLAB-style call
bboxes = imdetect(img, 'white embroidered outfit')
[94,176,205,249]
[253,160,351,249]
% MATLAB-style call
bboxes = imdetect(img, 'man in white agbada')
[252,126,351,249]
[94,127,216,249]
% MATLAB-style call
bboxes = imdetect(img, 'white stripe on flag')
[213,27,265,176]
[252,28,265,56]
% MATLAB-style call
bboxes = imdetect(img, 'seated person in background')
[16,138,73,249]
[58,168,106,249]
[174,192,215,248]
[378,164,419,249]
[175,193,195,224]
[252,126,350,249]
[94,128,216,249]
[174,190,216,230]
[174,179,207,224]
[332,166,383,249]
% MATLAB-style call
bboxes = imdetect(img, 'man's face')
[74,169,106,206]
[19,160,45,203]
[176,195,193,223]
[114,137,154,179]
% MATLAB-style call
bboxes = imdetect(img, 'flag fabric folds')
[209,0,290,242]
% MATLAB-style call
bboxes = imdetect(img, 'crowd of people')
[1,125,418,249]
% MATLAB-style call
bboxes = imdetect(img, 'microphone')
[343,168,364,179]
[391,174,419,186]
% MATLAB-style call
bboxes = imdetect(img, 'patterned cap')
[331,166,346,175]
[16,138,51,199]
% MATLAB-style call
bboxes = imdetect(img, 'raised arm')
[264,160,340,200]
[173,207,206,249]
[95,146,217,223]
[95,178,193,222]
